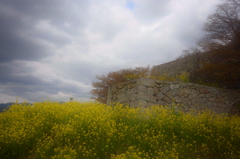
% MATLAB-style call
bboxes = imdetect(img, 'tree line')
[91,0,240,104]
[188,0,240,89]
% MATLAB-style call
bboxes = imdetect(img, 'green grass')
[0,101,239,159]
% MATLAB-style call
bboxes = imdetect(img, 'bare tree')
[90,66,150,104]
[177,47,201,60]
[227,0,240,6]
[192,0,240,89]
[199,2,240,52]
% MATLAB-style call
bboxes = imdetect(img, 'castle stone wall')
[107,77,240,115]
[151,53,203,77]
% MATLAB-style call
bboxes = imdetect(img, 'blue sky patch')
[125,0,135,10]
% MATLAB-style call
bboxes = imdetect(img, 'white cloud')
[34,20,73,42]
[132,0,171,22]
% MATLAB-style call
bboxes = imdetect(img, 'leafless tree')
[177,47,201,60]
[227,0,240,6]
[90,66,150,104]
[199,2,240,52]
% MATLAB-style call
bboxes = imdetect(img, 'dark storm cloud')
[0,63,88,102]
[0,0,89,62]
[0,62,56,93]
[1,0,88,25]
[0,32,53,62]
[0,0,101,103]
[0,7,51,61]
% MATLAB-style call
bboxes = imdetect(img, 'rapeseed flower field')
[0,101,239,159]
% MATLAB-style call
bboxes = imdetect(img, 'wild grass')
[0,101,239,159]
[124,71,189,83]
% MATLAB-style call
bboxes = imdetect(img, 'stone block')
[181,98,190,107]
[155,84,162,88]
[184,89,191,95]
[199,94,205,98]
[159,85,170,94]
[206,93,213,99]
[130,100,138,108]
[174,96,181,103]
[127,83,136,89]
[129,94,137,101]
[201,98,208,103]
[170,84,179,89]
[166,93,173,100]
[157,100,167,106]
[191,98,196,104]
[154,87,159,95]
[156,92,164,100]
[217,93,222,98]
[179,88,185,96]
[119,87,127,94]
[163,96,171,104]
[200,88,208,94]
[155,80,163,84]
[190,106,198,112]
[181,104,189,111]
[147,102,155,107]
[107,86,112,105]
[111,85,117,92]
[126,89,133,97]
[195,103,204,110]
[137,92,157,103]
[118,97,128,103]
[117,93,126,100]
[138,85,148,92]
[136,77,155,87]
[117,83,125,89]
[133,85,147,94]
[169,89,179,97]
[148,88,154,96]
[130,99,147,108]
[205,102,213,108]
[189,89,198,99]
[219,98,225,104]
[113,94,117,100]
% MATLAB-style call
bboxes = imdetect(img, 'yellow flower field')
[0,101,239,159]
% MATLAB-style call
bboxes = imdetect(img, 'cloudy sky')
[0,0,221,103]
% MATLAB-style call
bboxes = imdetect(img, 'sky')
[0,0,221,103]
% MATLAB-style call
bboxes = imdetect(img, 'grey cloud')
[0,32,53,62]
[0,0,89,62]
[1,0,89,25]
[0,62,58,92]
[0,61,90,101]
[47,58,103,85]
[170,9,211,48]
[0,8,51,61]
[133,0,171,22]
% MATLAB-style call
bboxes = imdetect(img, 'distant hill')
[0,103,14,112]
[0,103,33,112]
[0,102,67,113]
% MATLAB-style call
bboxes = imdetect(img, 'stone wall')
[107,77,240,115]
[151,53,203,77]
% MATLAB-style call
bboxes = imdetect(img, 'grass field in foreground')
[0,101,240,159]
